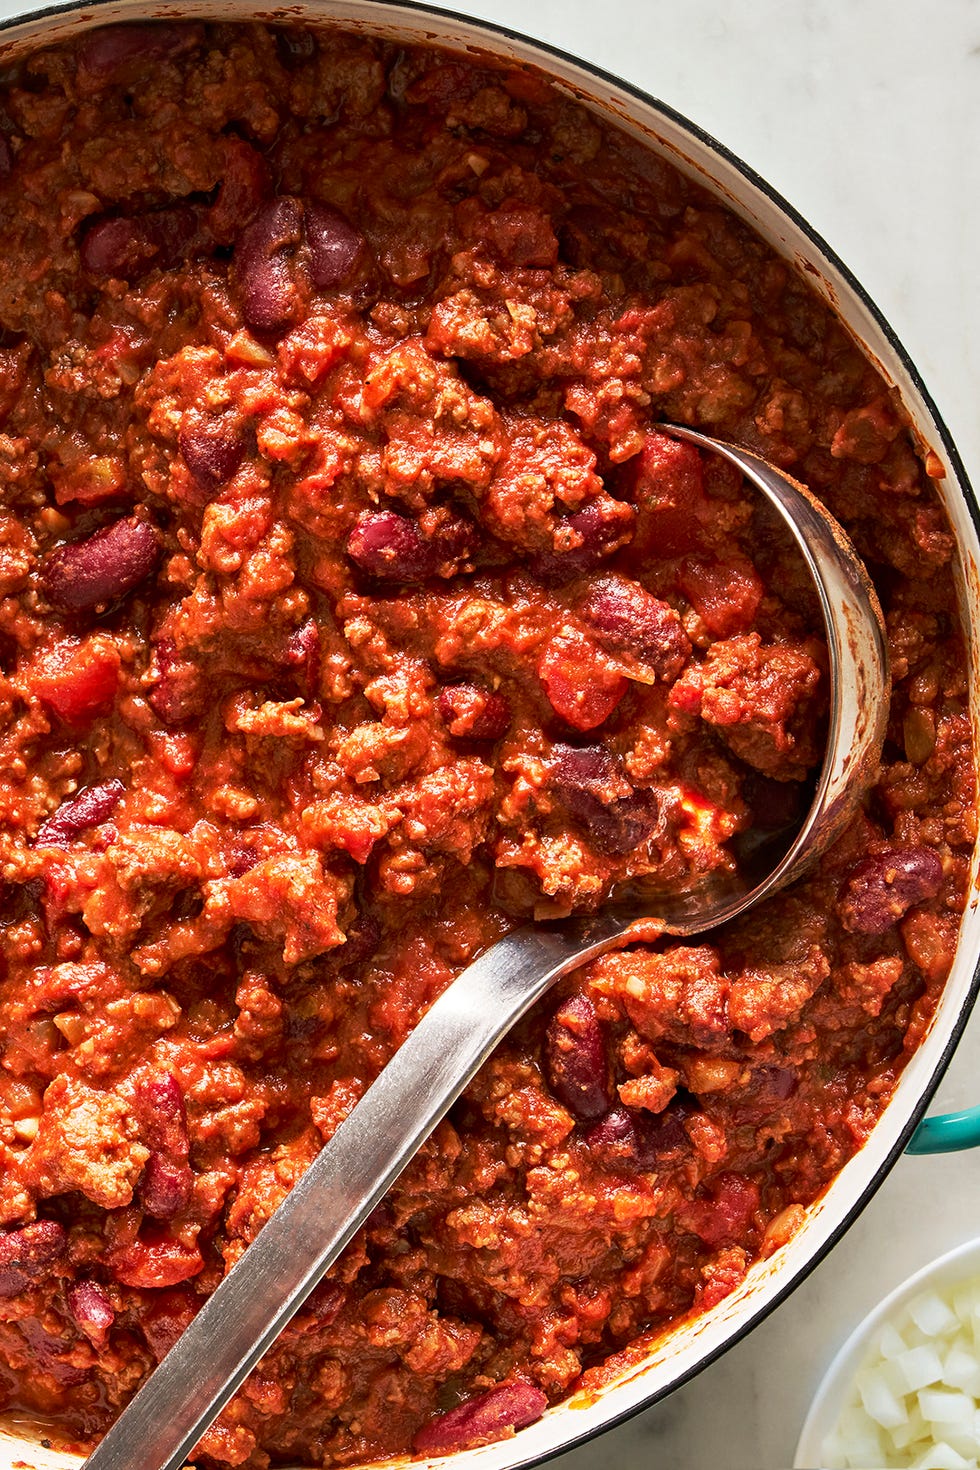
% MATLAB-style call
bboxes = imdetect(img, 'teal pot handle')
[907,1107,980,1155]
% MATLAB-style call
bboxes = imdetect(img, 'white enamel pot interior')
[0,4,979,1470]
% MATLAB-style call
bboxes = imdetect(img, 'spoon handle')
[82,917,623,1470]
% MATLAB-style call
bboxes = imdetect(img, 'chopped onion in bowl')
[821,1279,980,1468]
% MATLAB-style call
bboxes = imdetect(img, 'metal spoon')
[82,426,889,1470]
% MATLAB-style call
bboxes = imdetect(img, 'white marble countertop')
[1,1,978,1466]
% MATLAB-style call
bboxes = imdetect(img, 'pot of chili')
[0,5,977,1470]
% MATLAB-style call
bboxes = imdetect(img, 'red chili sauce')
[0,22,974,1469]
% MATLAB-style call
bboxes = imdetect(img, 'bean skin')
[77,23,197,80]
[346,510,433,582]
[141,1154,193,1220]
[208,138,271,246]
[412,1382,548,1454]
[234,196,306,333]
[549,743,664,857]
[676,1172,761,1250]
[148,637,206,725]
[140,1287,198,1361]
[840,845,944,935]
[80,205,201,280]
[0,1221,67,1298]
[233,196,367,331]
[305,203,365,289]
[42,517,161,614]
[579,572,691,682]
[135,1073,193,1219]
[283,618,321,698]
[584,1105,688,1171]
[66,1280,115,1346]
[136,1072,189,1158]
[533,499,634,584]
[178,413,248,491]
[36,779,124,847]
[545,994,611,1122]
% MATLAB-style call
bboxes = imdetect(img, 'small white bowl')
[795,1237,980,1468]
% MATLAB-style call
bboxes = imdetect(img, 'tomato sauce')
[0,21,973,1467]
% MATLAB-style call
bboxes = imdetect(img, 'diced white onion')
[942,1345,980,1397]
[910,1443,972,1470]
[899,1345,946,1393]
[909,1292,960,1339]
[821,1270,980,1468]
[918,1389,975,1427]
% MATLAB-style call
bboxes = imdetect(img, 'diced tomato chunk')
[109,1231,203,1289]
[679,557,763,637]
[538,630,627,730]
[144,730,198,781]
[677,1172,760,1249]
[624,431,708,556]
[32,636,121,723]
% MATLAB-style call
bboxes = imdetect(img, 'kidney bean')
[579,573,691,683]
[283,617,321,698]
[305,203,365,289]
[148,637,206,725]
[545,995,611,1122]
[234,196,306,333]
[43,517,161,615]
[412,1381,548,1455]
[77,23,197,80]
[0,1221,67,1298]
[335,911,382,974]
[346,510,434,582]
[548,743,664,857]
[133,1074,194,1219]
[584,1105,686,1171]
[840,845,944,935]
[80,205,201,280]
[533,499,634,584]
[36,779,124,848]
[66,1280,115,1346]
[752,1065,797,1101]
[135,1072,189,1159]
[226,843,263,879]
[208,138,271,246]
[437,683,510,741]
[178,413,248,491]
[584,1107,645,1168]
[428,512,478,569]
[141,1153,193,1220]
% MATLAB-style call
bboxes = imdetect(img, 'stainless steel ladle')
[82,425,890,1470]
